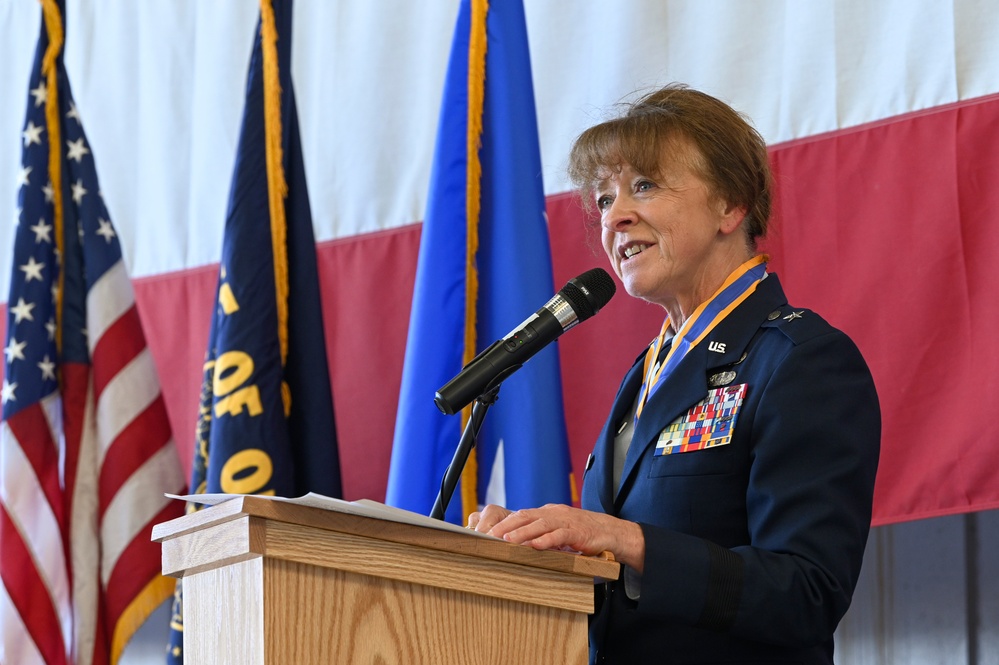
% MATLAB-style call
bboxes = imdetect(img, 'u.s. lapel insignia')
[708,370,737,387]
[655,383,748,455]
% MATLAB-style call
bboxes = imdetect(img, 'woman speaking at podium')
[468,84,880,664]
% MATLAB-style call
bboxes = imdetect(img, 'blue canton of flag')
[387,0,573,524]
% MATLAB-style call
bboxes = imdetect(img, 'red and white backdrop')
[4,0,999,527]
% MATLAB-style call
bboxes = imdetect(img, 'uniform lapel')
[615,343,709,506]
[588,359,646,513]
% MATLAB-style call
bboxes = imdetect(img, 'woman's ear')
[717,201,748,236]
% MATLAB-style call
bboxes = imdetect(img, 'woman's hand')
[467,504,513,533]
[468,503,645,572]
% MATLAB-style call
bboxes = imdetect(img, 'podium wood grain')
[154,497,618,664]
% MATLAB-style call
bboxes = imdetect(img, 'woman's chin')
[621,280,662,306]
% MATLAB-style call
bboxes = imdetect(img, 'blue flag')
[387,0,572,524]
[167,0,340,660]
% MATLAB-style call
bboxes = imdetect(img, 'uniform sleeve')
[635,329,881,647]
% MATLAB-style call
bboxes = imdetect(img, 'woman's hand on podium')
[467,503,644,571]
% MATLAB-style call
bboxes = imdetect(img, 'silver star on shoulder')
[783,310,804,321]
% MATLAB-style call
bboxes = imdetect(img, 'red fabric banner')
[8,95,997,527]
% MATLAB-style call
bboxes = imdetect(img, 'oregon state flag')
[387,0,573,524]
[167,0,341,660]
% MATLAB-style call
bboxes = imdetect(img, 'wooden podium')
[152,496,619,664]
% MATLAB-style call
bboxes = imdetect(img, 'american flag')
[0,4,185,664]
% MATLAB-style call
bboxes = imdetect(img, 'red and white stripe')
[0,256,183,665]
[0,392,73,665]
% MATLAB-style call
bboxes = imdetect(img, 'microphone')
[434,268,616,415]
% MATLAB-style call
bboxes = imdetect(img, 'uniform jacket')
[580,273,881,664]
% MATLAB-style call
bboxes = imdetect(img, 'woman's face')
[596,158,738,309]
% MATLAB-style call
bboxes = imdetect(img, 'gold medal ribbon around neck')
[635,255,768,420]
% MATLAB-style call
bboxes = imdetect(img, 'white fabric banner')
[3,0,999,292]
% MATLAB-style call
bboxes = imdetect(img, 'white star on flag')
[22,121,44,147]
[37,355,57,382]
[66,137,89,162]
[71,179,87,205]
[4,338,27,363]
[96,218,116,243]
[19,256,45,281]
[66,100,80,123]
[30,219,53,243]
[0,380,16,404]
[17,166,32,188]
[29,81,46,107]
[9,298,35,323]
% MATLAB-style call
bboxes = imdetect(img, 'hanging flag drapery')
[387,0,573,524]
[166,0,342,661]
[0,1,186,664]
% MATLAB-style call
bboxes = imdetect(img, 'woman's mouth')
[622,243,650,260]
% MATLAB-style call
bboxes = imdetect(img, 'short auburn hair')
[567,84,772,244]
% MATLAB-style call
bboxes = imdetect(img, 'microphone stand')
[430,384,501,521]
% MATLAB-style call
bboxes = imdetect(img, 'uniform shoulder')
[758,305,843,346]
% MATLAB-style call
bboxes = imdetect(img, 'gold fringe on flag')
[40,0,64,355]
[111,575,177,664]
[259,0,292,415]
[460,0,489,522]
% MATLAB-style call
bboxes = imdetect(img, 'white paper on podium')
[166,492,501,540]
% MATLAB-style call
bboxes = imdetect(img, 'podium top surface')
[153,495,620,582]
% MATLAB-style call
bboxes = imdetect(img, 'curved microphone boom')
[434,268,617,415]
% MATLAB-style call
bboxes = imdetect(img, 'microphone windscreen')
[561,268,616,321]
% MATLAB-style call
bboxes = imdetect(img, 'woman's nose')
[601,196,636,232]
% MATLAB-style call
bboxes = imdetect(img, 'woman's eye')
[636,180,655,192]
[596,195,613,210]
